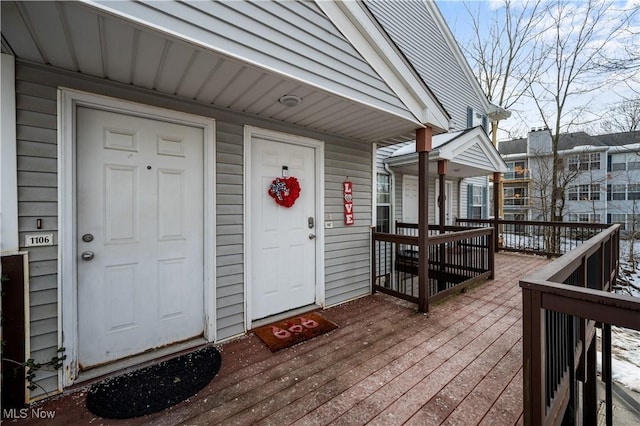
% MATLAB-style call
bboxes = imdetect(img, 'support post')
[438,160,447,233]
[493,172,502,252]
[417,127,432,313]
[522,287,545,425]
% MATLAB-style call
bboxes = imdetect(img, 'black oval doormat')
[86,346,221,419]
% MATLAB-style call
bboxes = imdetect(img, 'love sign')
[343,180,354,225]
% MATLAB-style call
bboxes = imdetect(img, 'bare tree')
[598,98,640,133]
[523,0,635,222]
[462,0,546,142]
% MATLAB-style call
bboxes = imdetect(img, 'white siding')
[365,0,486,130]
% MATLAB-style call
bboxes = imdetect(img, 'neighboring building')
[0,0,502,402]
[371,0,509,231]
[498,129,640,233]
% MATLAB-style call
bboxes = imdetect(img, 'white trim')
[1,53,18,252]
[317,0,450,132]
[243,126,325,330]
[58,88,216,387]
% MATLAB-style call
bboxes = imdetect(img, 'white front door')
[435,180,453,225]
[250,135,317,320]
[402,175,419,223]
[76,107,205,368]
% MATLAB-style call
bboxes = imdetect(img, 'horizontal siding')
[365,0,485,129]
[15,64,60,400]
[215,121,246,340]
[456,142,492,169]
[324,139,372,306]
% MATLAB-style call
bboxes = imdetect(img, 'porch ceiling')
[0,0,420,144]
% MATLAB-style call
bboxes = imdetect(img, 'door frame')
[243,126,325,330]
[434,179,454,225]
[59,89,216,387]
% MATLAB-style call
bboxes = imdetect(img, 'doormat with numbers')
[85,345,221,419]
[253,312,338,352]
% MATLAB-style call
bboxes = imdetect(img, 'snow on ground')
[598,240,640,393]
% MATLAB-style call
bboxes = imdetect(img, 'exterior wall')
[365,0,487,131]
[14,61,373,397]
[1,53,19,251]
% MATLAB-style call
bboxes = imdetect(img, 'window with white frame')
[569,153,600,171]
[609,213,627,230]
[609,153,626,171]
[569,213,600,223]
[612,184,626,200]
[472,186,483,219]
[376,173,391,232]
[570,184,599,200]
[629,184,640,200]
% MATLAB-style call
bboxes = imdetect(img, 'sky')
[435,0,640,141]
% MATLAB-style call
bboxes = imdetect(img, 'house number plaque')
[25,233,54,247]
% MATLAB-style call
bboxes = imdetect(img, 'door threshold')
[73,337,208,385]
[251,304,321,329]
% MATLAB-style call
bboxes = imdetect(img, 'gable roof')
[385,126,508,177]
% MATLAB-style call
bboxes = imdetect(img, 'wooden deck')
[11,252,550,425]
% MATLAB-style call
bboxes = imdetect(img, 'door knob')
[82,251,94,261]
[308,233,316,240]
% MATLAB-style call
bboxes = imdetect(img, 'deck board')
[12,252,549,425]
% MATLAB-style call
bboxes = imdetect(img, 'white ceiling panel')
[1,0,424,144]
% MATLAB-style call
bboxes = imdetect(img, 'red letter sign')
[343,180,354,225]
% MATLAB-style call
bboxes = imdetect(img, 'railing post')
[488,228,495,279]
[522,286,545,425]
[603,323,613,426]
[493,172,501,253]
[371,226,376,295]
[583,329,598,425]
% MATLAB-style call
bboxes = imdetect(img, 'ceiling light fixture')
[278,95,302,107]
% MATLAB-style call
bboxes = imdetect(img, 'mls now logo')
[3,407,56,419]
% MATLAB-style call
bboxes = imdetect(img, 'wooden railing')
[371,224,494,309]
[456,218,610,257]
[520,224,640,425]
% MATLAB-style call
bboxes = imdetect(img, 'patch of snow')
[598,240,640,393]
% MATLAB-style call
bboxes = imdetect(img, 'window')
[376,174,391,232]
[569,213,600,223]
[609,213,627,230]
[629,184,640,200]
[570,184,599,200]
[609,153,626,171]
[568,186,578,201]
[569,153,600,171]
[612,184,626,200]
[504,186,528,205]
[568,155,579,171]
[472,186,483,219]
[505,160,528,179]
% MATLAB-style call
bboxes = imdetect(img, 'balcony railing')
[371,223,494,309]
[456,218,610,257]
[520,224,640,425]
[504,171,530,180]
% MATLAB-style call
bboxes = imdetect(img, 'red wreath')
[268,176,301,208]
